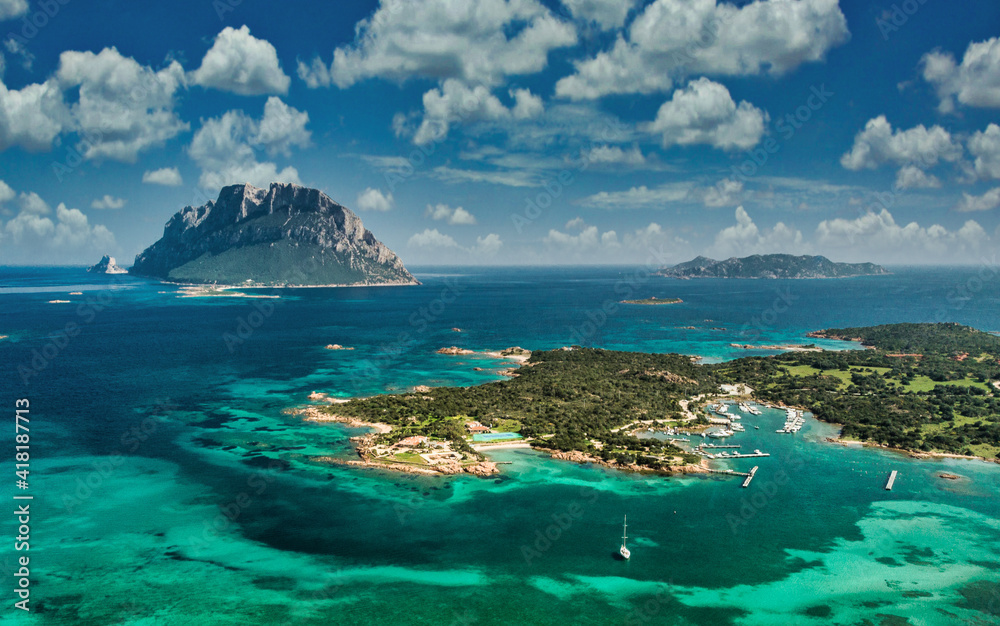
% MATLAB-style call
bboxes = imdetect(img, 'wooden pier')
[705,468,748,477]
[885,470,898,490]
[742,466,758,488]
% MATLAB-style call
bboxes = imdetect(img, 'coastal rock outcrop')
[436,346,475,355]
[130,182,417,287]
[87,255,128,274]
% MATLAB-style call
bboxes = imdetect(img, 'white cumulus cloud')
[702,179,744,207]
[191,26,290,96]
[408,227,459,249]
[560,0,638,30]
[474,233,503,256]
[955,188,1000,213]
[922,37,1000,113]
[582,144,645,166]
[407,227,502,260]
[0,0,27,20]
[410,80,544,145]
[579,183,692,209]
[425,203,476,225]
[0,179,14,204]
[815,209,988,263]
[3,192,115,263]
[90,195,125,210]
[645,78,766,151]
[254,96,311,156]
[356,188,394,212]
[142,167,183,186]
[301,0,576,89]
[894,165,941,189]
[709,206,804,258]
[968,123,1000,180]
[189,98,309,190]
[840,115,961,171]
[555,0,849,100]
[0,78,67,152]
[56,47,188,162]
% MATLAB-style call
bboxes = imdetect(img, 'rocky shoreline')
[730,343,823,352]
[546,449,709,475]
[823,436,1000,465]
[316,456,500,476]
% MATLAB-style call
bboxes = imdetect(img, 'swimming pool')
[472,432,523,442]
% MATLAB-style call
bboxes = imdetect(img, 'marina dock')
[742,466,758,488]
[885,470,898,490]
[701,444,740,449]
[705,468,749,476]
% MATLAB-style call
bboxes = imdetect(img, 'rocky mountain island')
[87,255,128,274]
[658,254,888,279]
[130,183,417,287]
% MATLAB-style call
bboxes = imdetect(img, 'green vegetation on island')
[658,254,888,279]
[620,297,683,305]
[720,323,1000,457]
[328,348,715,471]
[323,323,1000,472]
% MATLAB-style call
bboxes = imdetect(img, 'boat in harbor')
[707,428,734,438]
[620,516,631,560]
[777,408,805,434]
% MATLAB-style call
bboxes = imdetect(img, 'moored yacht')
[620,516,631,560]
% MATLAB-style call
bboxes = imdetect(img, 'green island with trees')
[323,323,1000,472]
[620,297,683,305]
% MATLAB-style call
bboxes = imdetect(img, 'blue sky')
[0,0,998,266]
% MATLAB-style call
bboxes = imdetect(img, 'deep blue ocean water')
[1,266,999,625]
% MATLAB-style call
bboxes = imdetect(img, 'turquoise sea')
[1,266,999,625]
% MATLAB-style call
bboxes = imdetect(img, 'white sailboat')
[620,515,631,560]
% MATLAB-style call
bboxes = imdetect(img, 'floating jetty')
[705,468,749,477]
[742,466,758,488]
[777,408,805,433]
[885,470,898,490]
[701,444,740,449]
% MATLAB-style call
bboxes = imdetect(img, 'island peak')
[130,182,417,287]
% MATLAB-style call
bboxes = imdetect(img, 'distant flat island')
[621,297,683,305]
[659,254,889,279]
